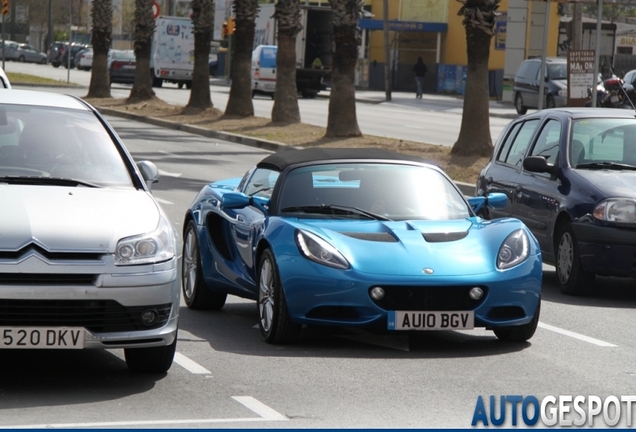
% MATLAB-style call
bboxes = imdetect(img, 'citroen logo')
[423,268,434,275]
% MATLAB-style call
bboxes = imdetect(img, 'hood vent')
[422,231,468,243]
[340,232,398,242]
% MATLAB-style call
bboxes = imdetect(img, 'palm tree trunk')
[271,0,301,124]
[87,0,112,98]
[128,0,156,103]
[186,0,214,111]
[451,24,494,157]
[325,4,361,138]
[224,0,258,118]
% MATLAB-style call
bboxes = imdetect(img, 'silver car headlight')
[497,229,529,270]
[115,215,176,265]
[295,229,349,269]
[593,199,636,223]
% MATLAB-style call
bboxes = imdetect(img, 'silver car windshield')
[279,163,471,221]
[0,105,134,187]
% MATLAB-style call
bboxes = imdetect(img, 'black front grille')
[0,300,172,332]
[0,244,103,261]
[370,285,487,311]
[0,273,97,285]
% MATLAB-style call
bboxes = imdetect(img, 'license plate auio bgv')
[387,311,474,330]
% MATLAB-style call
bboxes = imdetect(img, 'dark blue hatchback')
[477,108,636,295]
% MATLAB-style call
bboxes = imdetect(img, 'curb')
[95,106,475,196]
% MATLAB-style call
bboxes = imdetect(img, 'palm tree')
[186,0,215,111]
[128,0,156,103]
[451,0,500,157]
[271,0,301,123]
[223,0,259,117]
[325,0,362,138]
[86,0,112,98]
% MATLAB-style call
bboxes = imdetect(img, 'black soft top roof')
[257,147,429,171]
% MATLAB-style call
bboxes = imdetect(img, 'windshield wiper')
[574,162,636,171]
[0,176,100,188]
[281,204,392,221]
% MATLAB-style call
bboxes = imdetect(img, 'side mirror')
[136,160,159,191]
[221,192,251,209]
[523,155,554,174]
[467,192,508,214]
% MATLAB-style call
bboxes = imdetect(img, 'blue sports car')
[182,148,542,344]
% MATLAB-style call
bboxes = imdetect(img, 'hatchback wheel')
[257,249,301,344]
[493,298,540,342]
[515,93,527,115]
[124,334,177,373]
[18,56,25,62]
[555,223,595,295]
[182,221,227,310]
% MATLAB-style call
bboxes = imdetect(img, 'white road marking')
[232,396,288,420]
[174,352,212,374]
[159,150,182,158]
[158,169,183,177]
[154,197,173,205]
[539,322,617,347]
[0,397,287,428]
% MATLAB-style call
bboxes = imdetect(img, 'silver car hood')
[0,185,160,252]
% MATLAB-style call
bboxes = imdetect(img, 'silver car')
[0,90,179,373]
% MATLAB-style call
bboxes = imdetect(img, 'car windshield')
[571,118,636,168]
[547,63,567,80]
[278,163,470,221]
[112,50,135,60]
[0,104,134,188]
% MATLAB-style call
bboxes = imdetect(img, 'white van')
[251,45,277,99]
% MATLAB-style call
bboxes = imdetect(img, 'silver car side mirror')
[136,160,160,191]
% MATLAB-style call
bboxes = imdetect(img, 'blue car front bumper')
[276,253,542,330]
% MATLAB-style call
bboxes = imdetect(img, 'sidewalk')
[209,77,520,120]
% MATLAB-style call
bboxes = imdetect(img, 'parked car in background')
[1,40,20,61]
[513,57,568,114]
[208,55,218,77]
[0,89,180,373]
[62,43,89,68]
[75,47,93,71]
[182,148,542,344]
[108,49,136,85]
[476,108,636,295]
[12,43,47,64]
[47,41,66,67]
[0,66,11,88]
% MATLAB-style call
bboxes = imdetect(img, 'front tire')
[182,221,227,310]
[515,93,528,115]
[493,299,540,342]
[555,223,595,295]
[257,249,301,344]
[125,335,177,373]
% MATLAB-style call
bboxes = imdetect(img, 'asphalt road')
[1,65,636,428]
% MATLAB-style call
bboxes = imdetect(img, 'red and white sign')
[152,0,161,19]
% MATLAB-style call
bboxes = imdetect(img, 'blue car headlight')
[497,229,529,270]
[295,229,350,269]
[115,216,176,265]
[593,199,636,223]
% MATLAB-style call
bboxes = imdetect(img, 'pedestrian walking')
[413,57,427,99]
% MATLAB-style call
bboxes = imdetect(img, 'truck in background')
[252,4,332,98]
[151,16,195,89]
